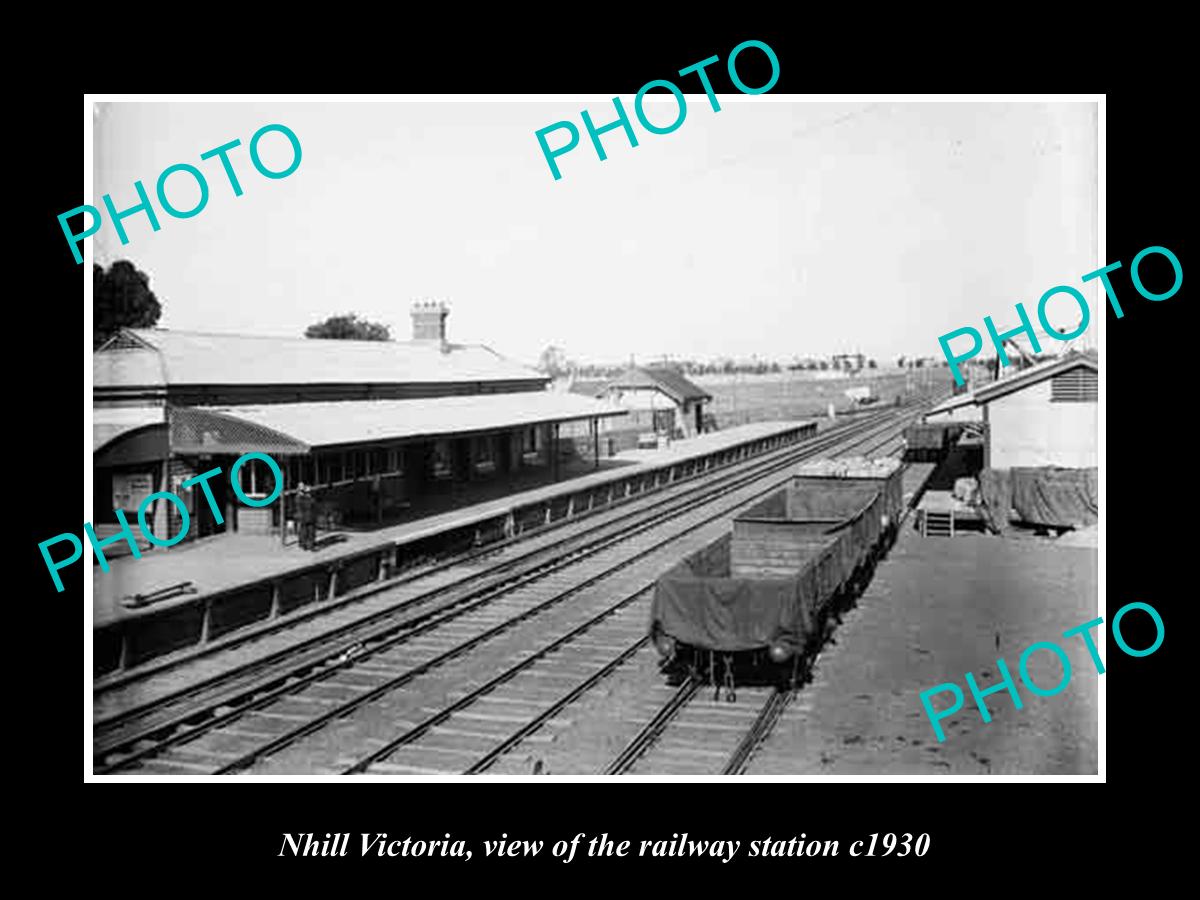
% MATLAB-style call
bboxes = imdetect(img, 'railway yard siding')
[746,523,1098,775]
[94,408,919,774]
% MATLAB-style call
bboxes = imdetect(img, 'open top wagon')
[649,456,903,693]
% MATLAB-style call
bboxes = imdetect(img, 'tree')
[896,355,906,369]
[819,360,829,371]
[94,260,161,349]
[537,345,569,378]
[867,358,878,369]
[305,314,390,341]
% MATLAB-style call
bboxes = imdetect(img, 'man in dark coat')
[369,473,383,526]
[296,483,316,550]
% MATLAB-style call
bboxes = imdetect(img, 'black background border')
[18,22,1185,887]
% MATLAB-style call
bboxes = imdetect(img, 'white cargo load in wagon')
[796,456,902,479]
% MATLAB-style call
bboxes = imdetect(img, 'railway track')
[336,413,916,777]
[96,417,887,734]
[600,682,793,776]
[95,404,922,775]
[95,420,880,753]
[96,428,807,703]
[469,432,914,777]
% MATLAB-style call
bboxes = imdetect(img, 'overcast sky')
[93,100,1097,367]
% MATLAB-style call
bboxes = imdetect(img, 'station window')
[237,456,280,500]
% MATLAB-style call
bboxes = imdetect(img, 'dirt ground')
[748,522,1099,775]
[696,370,950,428]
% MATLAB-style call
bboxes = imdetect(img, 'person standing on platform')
[297,483,316,551]
[369,473,383,527]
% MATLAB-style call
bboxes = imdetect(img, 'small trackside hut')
[649,457,904,695]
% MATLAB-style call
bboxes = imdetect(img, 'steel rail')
[464,636,652,775]
[602,679,702,776]
[350,414,924,777]
[598,431,919,777]
[96,411,905,764]
[95,419,826,698]
[345,603,657,774]
[96,414,883,737]
[214,413,906,775]
[722,689,793,775]
[98,406,922,774]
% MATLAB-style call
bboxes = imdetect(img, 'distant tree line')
[564,353,1028,375]
[542,349,888,378]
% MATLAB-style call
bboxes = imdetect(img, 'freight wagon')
[649,457,904,695]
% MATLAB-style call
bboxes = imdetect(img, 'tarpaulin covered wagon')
[650,457,904,689]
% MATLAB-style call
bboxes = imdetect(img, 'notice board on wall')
[112,472,154,513]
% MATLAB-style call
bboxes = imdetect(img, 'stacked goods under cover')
[979,466,1098,532]
[903,423,963,462]
[650,457,904,674]
[904,423,949,452]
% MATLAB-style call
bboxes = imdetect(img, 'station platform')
[748,518,1100,775]
[92,420,817,677]
[900,462,937,514]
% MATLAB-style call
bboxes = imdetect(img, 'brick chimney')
[410,300,449,345]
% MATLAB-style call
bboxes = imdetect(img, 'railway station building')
[598,366,712,439]
[563,366,714,455]
[916,351,1098,534]
[972,352,1097,469]
[93,303,626,544]
[923,351,1097,469]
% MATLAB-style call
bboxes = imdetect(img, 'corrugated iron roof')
[566,378,608,398]
[187,391,627,450]
[973,352,1098,404]
[926,391,977,415]
[171,406,310,455]
[606,366,712,403]
[94,328,546,389]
